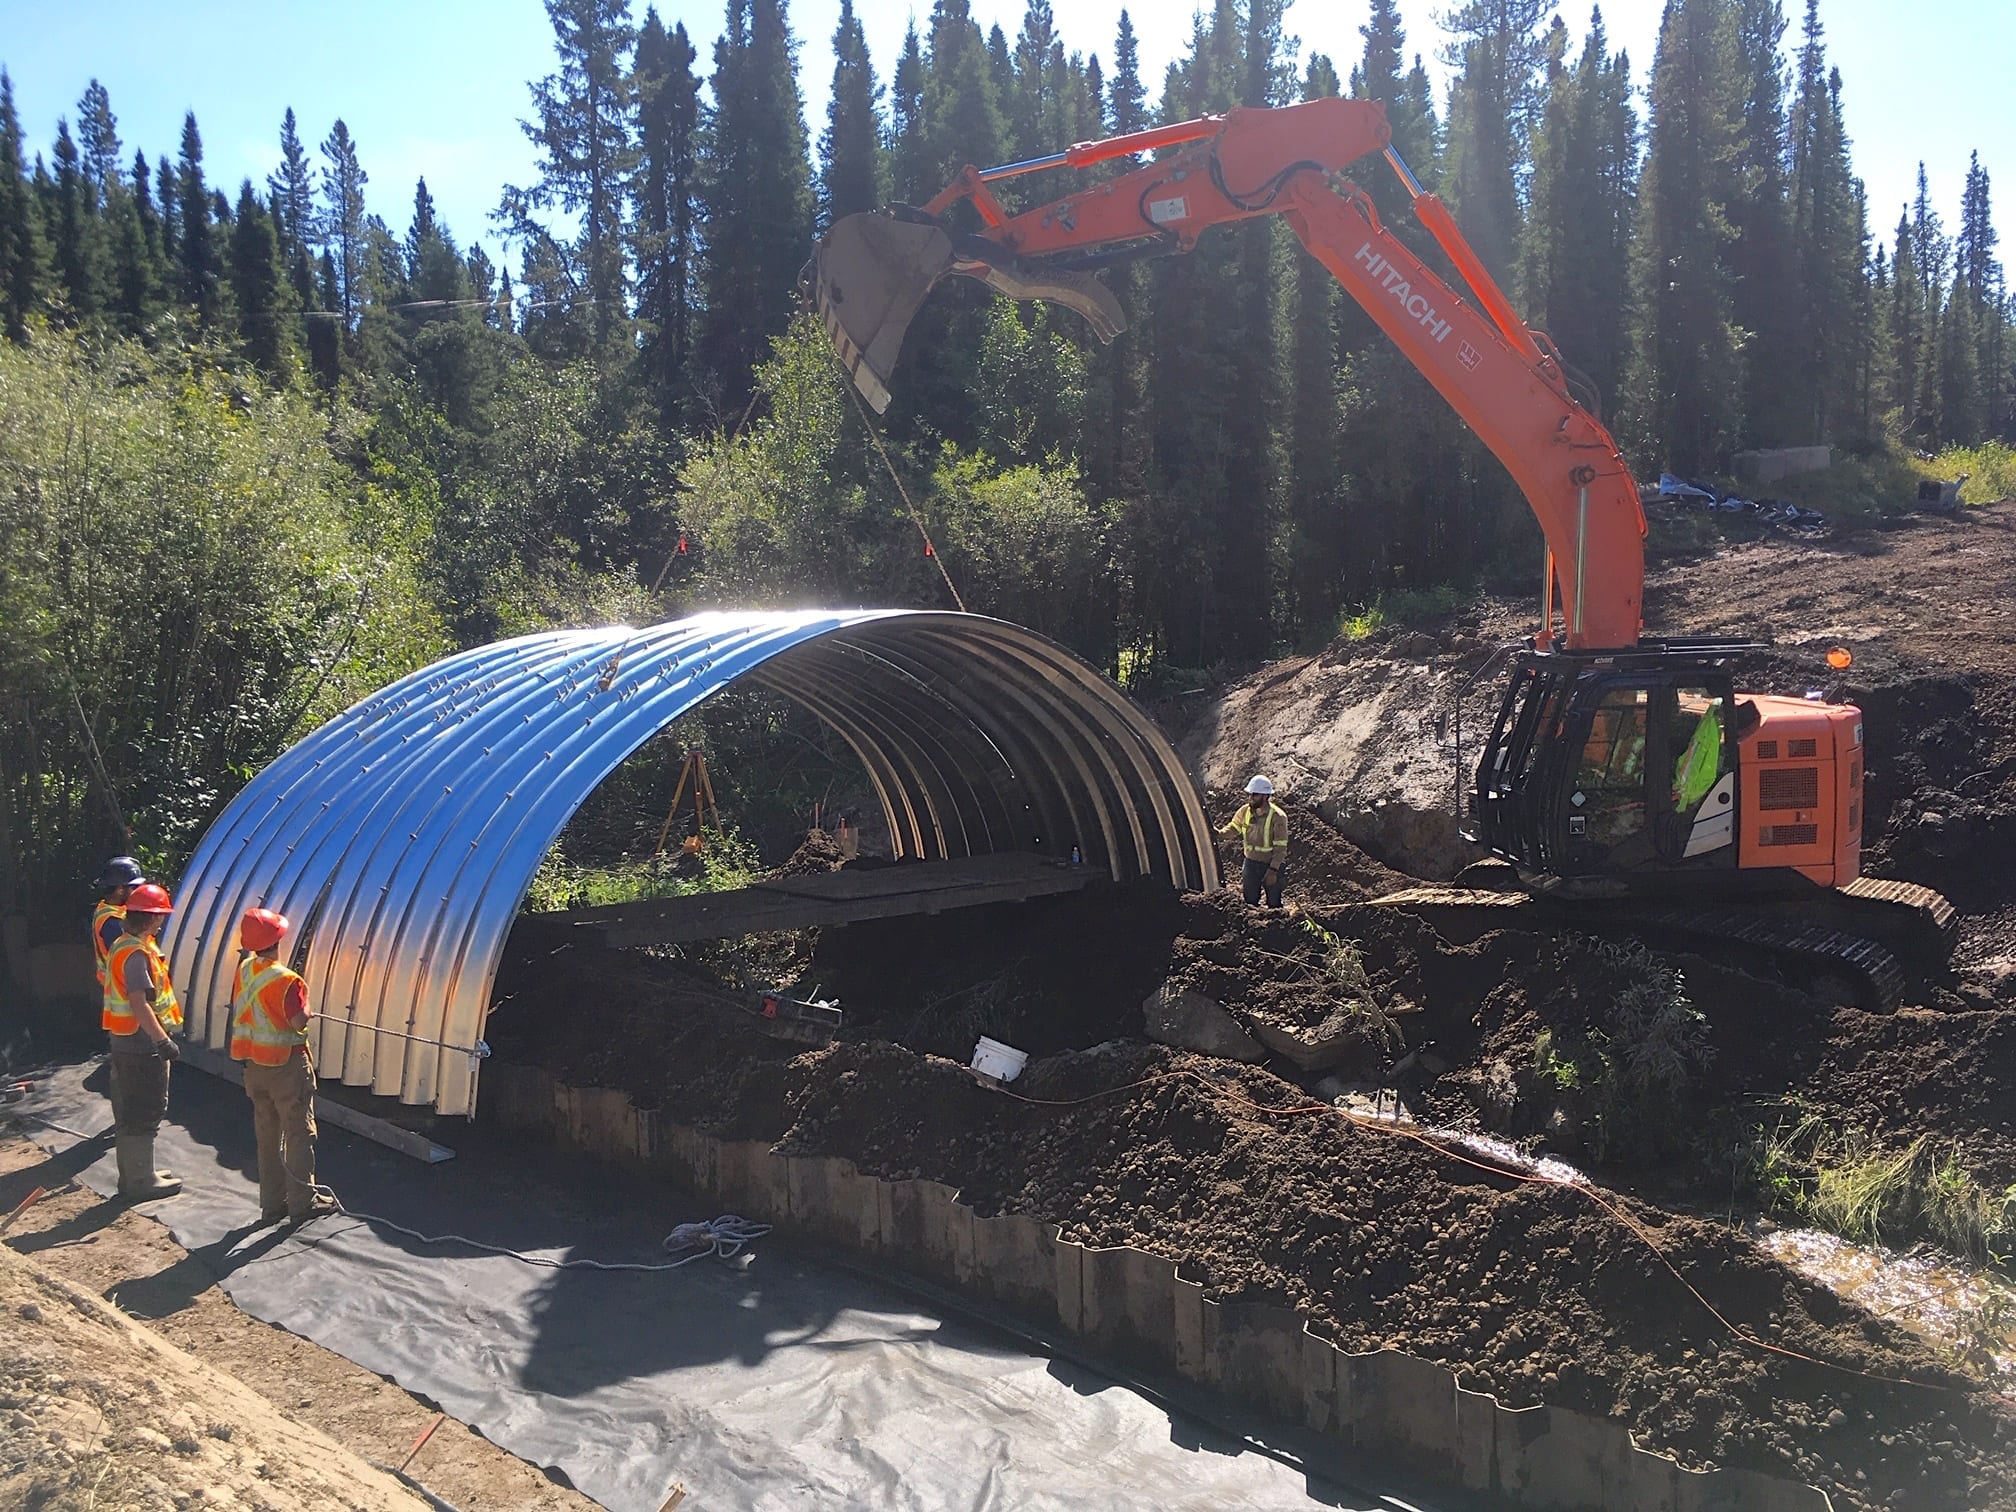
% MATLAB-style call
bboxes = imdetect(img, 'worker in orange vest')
[230,908,336,1226]
[91,856,147,991]
[102,882,183,1200]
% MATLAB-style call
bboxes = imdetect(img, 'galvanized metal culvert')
[166,611,1216,1116]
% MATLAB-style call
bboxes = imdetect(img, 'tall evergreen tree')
[1624,0,1746,472]
[889,24,932,203]
[1287,53,1344,637]
[229,180,295,375]
[268,107,318,258]
[821,0,884,223]
[405,177,439,273]
[498,0,637,352]
[320,119,368,335]
[51,122,101,320]
[697,0,816,409]
[634,8,703,421]
[76,81,121,203]
[108,149,161,328]
[1109,11,1146,136]
[177,112,224,325]
[1727,0,1800,443]
[155,153,179,272]
[0,72,47,340]
[1441,0,1549,285]
[1909,163,1949,439]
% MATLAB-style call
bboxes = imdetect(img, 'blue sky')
[3,1,2005,271]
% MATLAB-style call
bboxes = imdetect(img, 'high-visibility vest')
[1225,802,1288,862]
[230,955,310,1065]
[1674,704,1724,810]
[102,933,182,1035]
[92,900,125,988]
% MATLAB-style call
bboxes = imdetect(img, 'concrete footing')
[485,1064,1832,1512]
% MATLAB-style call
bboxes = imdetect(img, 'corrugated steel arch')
[164,610,1216,1116]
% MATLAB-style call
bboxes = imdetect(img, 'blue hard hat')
[94,856,146,890]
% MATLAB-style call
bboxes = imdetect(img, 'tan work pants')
[243,1052,318,1219]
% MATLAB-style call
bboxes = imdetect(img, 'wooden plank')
[179,1043,456,1164]
[532,853,1101,949]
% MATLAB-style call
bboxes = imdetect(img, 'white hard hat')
[1245,775,1274,795]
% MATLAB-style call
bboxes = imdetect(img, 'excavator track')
[1367,879,1957,1013]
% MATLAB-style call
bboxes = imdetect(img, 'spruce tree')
[634,7,703,421]
[406,177,439,273]
[821,0,884,224]
[1728,0,1801,444]
[76,81,121,204]
[498,0,637,352]
[1287,53,1344,638]
[320,119,368,336]
[889,24,932,204]
[177,112,224,325]
[0,71,45,340]
[1890,211,1923,431]
[109,154,160,330]
[268,108,318,259]
[229,180,295,375]
[1109,11,1146,136]
[923,0,1005,187]
[51,122,101,321]
[697,0,815,410]
[1440,0,1549,286]
[1909,164,1948,440]
[1623,0,1746,473]
[155,154,179,272]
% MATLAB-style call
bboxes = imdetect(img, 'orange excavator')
[806,97,1953,1006]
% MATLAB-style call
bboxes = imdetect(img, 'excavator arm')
[806,96,1645,651]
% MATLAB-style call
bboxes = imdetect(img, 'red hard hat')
[240,907,290,952]
[125,882,173,914]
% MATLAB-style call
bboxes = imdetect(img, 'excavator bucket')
[806,211,1127,413]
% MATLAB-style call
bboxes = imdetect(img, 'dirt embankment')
[0,1135,595,1512]
[0,1239,427,1512]
[492,506,2016,1512]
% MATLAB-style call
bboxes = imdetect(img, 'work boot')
[286,1192,339,1226]
[114,1134,182,1200]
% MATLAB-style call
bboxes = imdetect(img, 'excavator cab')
[1473,642,1861,894]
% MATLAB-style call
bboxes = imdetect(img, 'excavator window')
[1572,687,1650,860]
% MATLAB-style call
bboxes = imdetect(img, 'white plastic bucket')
[970,1036,1029,1083]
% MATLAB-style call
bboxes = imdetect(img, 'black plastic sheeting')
[8,1061,1452,1512]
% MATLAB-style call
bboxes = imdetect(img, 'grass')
[522,830,764,913]
[1739,1114,2016,1265]
[1910,440,2016,505]
[1337,582,1468,642]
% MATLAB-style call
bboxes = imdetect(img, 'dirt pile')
[488,968,2016,1509]
[773,827,848,877]
[0,1241,428,1511]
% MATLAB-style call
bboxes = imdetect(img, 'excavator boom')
[805,96,1645,651]
[805,96,1959,952]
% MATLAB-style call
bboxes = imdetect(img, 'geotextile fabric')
[11,1060,1391,1512]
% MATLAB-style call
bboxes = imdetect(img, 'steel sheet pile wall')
[166,611,1215,1115]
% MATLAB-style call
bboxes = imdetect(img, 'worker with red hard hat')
[102,881,183,1200]
[230,907,335,1225]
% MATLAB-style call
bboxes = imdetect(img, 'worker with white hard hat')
[1219,775,1289,908]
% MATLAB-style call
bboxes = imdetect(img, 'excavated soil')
[493,505,2016,1512]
